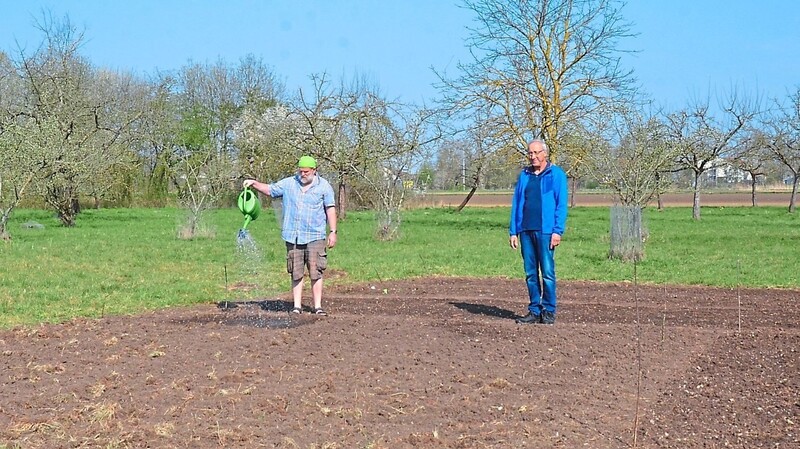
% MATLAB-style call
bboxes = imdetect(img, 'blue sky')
[2,1,798,110]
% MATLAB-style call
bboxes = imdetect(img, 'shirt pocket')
[541,175,554,194]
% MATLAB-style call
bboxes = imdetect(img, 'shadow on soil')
[450,301,518,319]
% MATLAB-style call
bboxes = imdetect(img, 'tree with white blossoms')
[0,118,52,240]
[234,104,306,183]
[8,15,147,226]
[0,51,36,239]
[169,56,283,237]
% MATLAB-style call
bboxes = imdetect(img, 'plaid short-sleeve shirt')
[269,174,335,244]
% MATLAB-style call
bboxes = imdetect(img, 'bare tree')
[730,128,769,207]
[83,69,152,208]
[134,75,183,205]
[292,73,439,221]
[666,93,756,219]
[454,115,507,211]
[436,0,635,180]
[764,88,800,213]
[587,106,675,260]
[174,148,233,239]
[287,73,439,236]
[589,106,675,207]
[359,105,439,239]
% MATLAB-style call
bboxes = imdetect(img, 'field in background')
[411,191,796,207]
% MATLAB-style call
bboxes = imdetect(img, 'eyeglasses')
[298,169,315,175]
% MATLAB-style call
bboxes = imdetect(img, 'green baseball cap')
[298,155,317,169]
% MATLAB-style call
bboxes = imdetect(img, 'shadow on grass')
[449,302,518,319]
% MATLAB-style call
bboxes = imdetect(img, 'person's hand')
[327,232,337,249]
[509,235,518,249]
[242,179,255,189]
[550,233,562,250]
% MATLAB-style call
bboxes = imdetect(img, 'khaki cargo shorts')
[285,239,328,282]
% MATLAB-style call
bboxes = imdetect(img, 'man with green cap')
[243,155,337,315]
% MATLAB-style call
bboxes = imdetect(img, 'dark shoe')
[541,311,556,325]
[313,308,328,316]
[516,312,542,324]
[290,307,302,314]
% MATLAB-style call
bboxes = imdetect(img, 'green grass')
[1,205,797,328]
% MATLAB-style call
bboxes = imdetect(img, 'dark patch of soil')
[1,278,797,448]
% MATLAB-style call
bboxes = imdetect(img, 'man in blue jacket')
[509,139,568,325]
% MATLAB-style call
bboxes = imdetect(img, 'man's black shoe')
[541,311,556,325]
[516,312,542,324]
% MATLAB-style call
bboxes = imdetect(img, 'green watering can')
[236,187,261,230]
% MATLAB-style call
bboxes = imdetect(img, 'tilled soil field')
[1,278,798,448]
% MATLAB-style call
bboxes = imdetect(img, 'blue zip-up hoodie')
[509,163,568,236]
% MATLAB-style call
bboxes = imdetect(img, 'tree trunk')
[337,179,347,220]
[0,211,10,241]
[569,176,577,208]
[750,177,758,207]
[609,204,645,262]
[655,172,663,211]
[456,184,478,212]
[456,163,482,212]
[50,187,80,227]
[692,171,702,220]
[58,207,77,227]
[790,174,798,213]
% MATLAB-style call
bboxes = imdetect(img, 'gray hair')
[527,138,549,154]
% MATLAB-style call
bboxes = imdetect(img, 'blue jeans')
[519,230,557,315]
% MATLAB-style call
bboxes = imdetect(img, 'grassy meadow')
[1,204,797,328]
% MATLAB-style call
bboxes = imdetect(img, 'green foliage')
[1,205,797,328]
[416,163,435,189]
[178,107,213,151]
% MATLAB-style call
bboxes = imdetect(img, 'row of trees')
[2,2,799,244]
[437,0,799,220]
[0,15,439,240]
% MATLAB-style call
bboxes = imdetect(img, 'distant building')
[706,159,751,184]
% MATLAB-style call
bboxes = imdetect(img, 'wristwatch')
[330,229,337,234]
